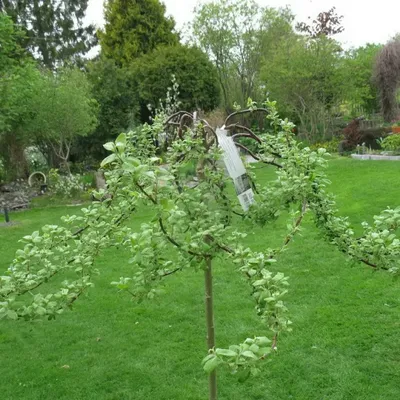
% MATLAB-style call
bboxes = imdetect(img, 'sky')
[86,0,400,49]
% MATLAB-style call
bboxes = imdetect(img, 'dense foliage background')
[0,0,399,181]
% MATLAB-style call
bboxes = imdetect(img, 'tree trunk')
[0,132,28,180]
[204,256,217,400]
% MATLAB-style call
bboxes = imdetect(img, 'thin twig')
[160,267,181,277]
[234,143,282,168]
[282,201,308,248]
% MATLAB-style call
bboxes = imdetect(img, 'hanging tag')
[216,129,255,211]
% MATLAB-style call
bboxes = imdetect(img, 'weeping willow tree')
[375,38,400,122]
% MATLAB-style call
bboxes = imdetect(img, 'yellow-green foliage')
[381,134,400,152]
[310,137,342,153]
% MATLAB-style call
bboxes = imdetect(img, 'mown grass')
[0,158,399,400]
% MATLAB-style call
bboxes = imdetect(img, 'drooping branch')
[224,108,269,127]
[226,124,262,143]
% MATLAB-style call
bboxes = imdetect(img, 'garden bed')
[351,154,400,161]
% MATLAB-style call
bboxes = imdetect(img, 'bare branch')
[224,108,269,127]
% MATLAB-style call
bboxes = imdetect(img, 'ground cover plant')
[1,102,400,399]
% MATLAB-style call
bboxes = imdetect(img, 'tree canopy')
[191,0,294,110]
[85,57,136,158]
[375,38,400,122]
[261,34,345,140]
[0,13,42,177]
[296,7,344,38]
[28,68,98,171]
[0,0,97,68]
[131,45,220,122]
[99,0,179,66]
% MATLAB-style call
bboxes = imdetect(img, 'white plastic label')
[216,129,255,211]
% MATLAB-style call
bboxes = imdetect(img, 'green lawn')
[1,158,399,400]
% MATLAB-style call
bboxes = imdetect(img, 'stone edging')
[351,154,400,161]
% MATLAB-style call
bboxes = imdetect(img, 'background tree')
[0,13,42,178]
[84,57,136,159]
[191,0,294,110]
[375,38,400,122]
[99,0,179,66]
[340,44,382,117]
[296,7,344,37]
[0,11,25,70]
[0,0,97,68]
[261,34,344,140]
[131,45,220,122]
[28,68,98,172]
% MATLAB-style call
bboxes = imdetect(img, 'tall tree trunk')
[0,132,28,180]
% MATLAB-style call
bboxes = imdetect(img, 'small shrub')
[25,147,48,173]
[380,134,400,153]
[310,137,342,153]
[341,118,362,151]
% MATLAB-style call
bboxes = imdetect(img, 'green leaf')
[272,272,285,282]
[103,142,115,151]
[215,348,237,357]
[101,154,117,167]
[201,354,215,365]
[249,344,259,354]
[247,268,257,277]
[258,347,271,356]
[241,351,258,359]
[203,356,221,374]
[16,249,25,257]
[123,157,142,172]
[255,337,271,346]
[7,310,18,320]
[115,133,127,151]
[145,171,155,179]
[160,198,172,211]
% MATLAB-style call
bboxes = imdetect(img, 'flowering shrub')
[48,169,89,198]
[25,147,48,173]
